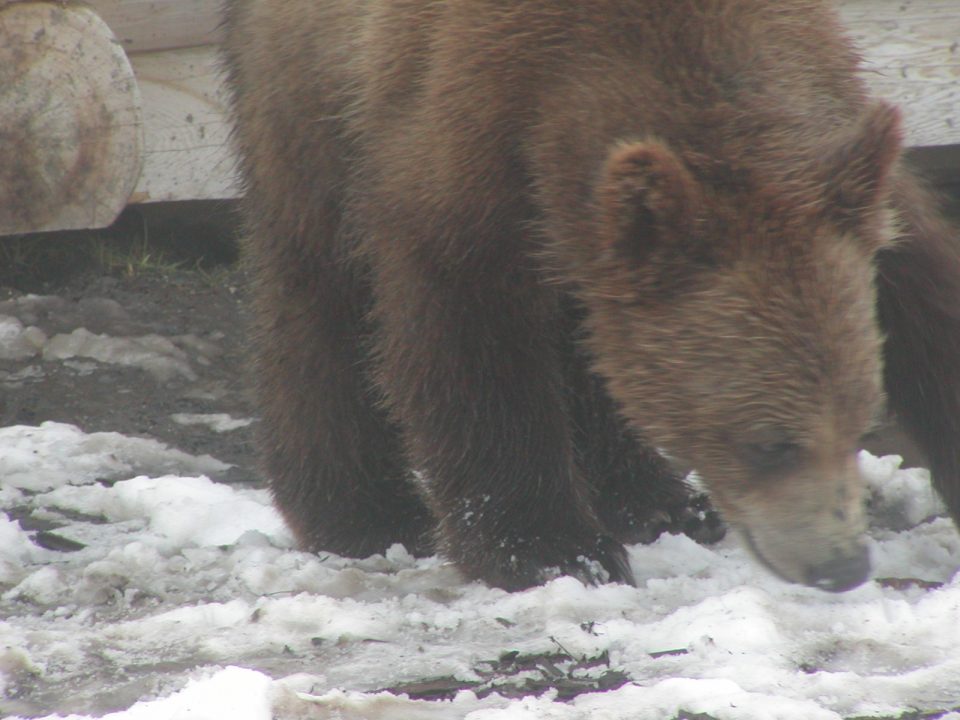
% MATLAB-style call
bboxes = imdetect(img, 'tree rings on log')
[0,2,143,235]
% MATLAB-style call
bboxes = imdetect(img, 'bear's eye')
[739,430,804,474]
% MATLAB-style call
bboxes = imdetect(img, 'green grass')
[0,204,240,292]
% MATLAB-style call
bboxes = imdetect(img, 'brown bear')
[222,0,960,592]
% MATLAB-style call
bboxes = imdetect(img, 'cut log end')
[0,2,143,235]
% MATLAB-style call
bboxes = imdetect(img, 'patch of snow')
[51,666,274,720]
[171,413,255,432]
[0,295,131,335]
[0,516,45,585]
[171,334,224,361]
[1,423,958,720]
[0,297,223,383]
[40,474,286,549]
[0,422,230,492]
[42,328,197,382]
[861,450,947,530]
[271,685,508,719]
[0,315,47,360]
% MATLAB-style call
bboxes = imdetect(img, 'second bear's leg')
[370,263,633,590]
[876,174,960,526]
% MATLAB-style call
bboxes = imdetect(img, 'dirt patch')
[0,203,259,487]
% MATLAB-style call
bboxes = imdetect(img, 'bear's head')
[580,103,903,592]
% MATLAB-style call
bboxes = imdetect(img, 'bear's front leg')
[562,331,726,547]
[250,241,435,559]
[369,258,633,590]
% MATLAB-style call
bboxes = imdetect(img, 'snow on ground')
[0,295,211,382]
[2,421,959,720]
[170,413,255,433]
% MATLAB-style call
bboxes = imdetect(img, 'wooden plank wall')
[839,0,960,150]
[90,0,221,52]
[82,0,230,203]
[94,0,960,205]
[125,49,236,203]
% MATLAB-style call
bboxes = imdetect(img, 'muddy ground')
[0,202,259,490]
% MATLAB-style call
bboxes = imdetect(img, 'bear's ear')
[821,103,902,228]
[595,140,702,271]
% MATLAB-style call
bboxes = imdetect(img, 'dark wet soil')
[0,202,260,488]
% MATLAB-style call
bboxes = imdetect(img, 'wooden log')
[0,2,143,235]
[89,0,221,53]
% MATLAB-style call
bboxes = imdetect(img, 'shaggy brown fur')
[222,0,960,591]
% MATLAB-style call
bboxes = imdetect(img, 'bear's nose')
[805,545,871,592]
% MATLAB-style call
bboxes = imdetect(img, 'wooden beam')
[90,0,960,204]
[88,0,221,53]
[838,0,960,148]
[127,47,238,203]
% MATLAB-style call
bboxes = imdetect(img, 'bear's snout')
[740,524,871,592]
[804,544,871,592]
[714,452,873,592]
